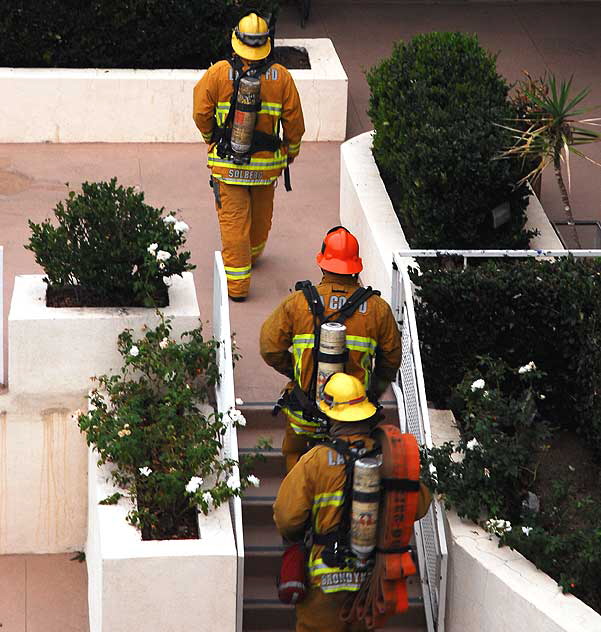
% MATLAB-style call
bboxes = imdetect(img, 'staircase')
[238,405,428,632]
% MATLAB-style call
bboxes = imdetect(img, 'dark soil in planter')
[46,283,169,308]
[140,504,200,541]
[272,46,310,69]
[153,46,310,70]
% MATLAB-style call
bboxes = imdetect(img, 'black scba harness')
[273,282,380,432]
[313,436,420,570]
[313,437,380,569]
[212,55,282,163]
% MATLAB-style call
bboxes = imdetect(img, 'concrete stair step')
[243,574,425,630]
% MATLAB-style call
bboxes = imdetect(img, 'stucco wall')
[0,38,347,143]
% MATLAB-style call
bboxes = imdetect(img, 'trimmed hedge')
[412,258,601,453]
[367,32,533,249]
[0,1,279,69]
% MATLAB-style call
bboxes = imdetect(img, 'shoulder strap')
[330,286,380,324]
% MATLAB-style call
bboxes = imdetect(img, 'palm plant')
[500,74,601,248]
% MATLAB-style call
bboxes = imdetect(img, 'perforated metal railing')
[213,251,244,632]
[391,254,447,632]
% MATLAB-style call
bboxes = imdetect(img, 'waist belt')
[341,424,421,630]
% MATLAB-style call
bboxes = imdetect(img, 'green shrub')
[0,0,279,69]
[412,257,601,453]
[503,480,601,612]
[77,317,259,540]
[423,357,550,523]
[367,32,533,248]
[26,178,194,307]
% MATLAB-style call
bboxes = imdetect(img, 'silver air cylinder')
[230,76,261,156]
[316,322,347,400]
[350,457,381,563]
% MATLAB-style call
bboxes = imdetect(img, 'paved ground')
[0,2,600,629]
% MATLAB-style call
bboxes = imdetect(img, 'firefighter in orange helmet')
[260,226,402,471]
[193,12,305,301]
[273,373,431,632]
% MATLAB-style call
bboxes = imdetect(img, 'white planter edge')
[340,131,564,303]
[86,442,237,632]
[8,271,200,395]
[0,38,347,143]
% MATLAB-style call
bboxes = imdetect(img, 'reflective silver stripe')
[279,581,306,590]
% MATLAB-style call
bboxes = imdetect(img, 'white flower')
[129,345,140,357]
[186,476,204,494]
[228,408,246,427]
[156,250,172,262]
[522,526,533,536]
[484,518,512,537]
[70,408,83,422]
[159,262,166,270]
[482,390,490,399]
[247,475,260,488]
[159,337,169,349]
[518,361,537,374]
[466,438,480,451]
[165,370,176,382]
[163,215,177,224]
[174,220,189,234]
[483,467,491,478]
[470,379,485,391]
[226,476,240,492]
[139,467,152,477]
[202,491,213,507]
[539,394,546,400]
[131,264,138,275]
[147,243,158,255]
[235,397,244,406]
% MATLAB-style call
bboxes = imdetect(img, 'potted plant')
[77,315,258,539]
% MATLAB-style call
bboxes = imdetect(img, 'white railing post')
[213,251,244,632]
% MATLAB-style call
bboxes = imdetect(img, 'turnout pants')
[212,178,275,298]
[282,419,313,473]
[296,587,368,632]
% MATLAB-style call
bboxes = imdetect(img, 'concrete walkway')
[0,2,600,629]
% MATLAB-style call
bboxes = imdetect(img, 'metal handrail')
[213,251,244,632]
[391,257,447,632]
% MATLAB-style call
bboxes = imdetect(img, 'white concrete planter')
[0,272,200,555]
[429,412,601,632]
[86,447,237,632]
[339,131,564,302]
[0,38,347,143]
[8,272,200,395]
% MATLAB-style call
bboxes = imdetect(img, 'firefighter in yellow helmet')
[274,373,431,632]
[260,226,402,471]
[193,12,305,301]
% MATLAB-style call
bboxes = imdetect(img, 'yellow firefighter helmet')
[319,373,377,422]
[231,13,271,61]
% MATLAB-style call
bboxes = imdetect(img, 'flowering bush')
[26,178,194,307]
[76,316,258,540]
[422,357,551,523]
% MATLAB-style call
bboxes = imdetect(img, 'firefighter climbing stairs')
[238,405,429,631]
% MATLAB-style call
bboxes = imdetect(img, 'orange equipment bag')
[341,424,422,629]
